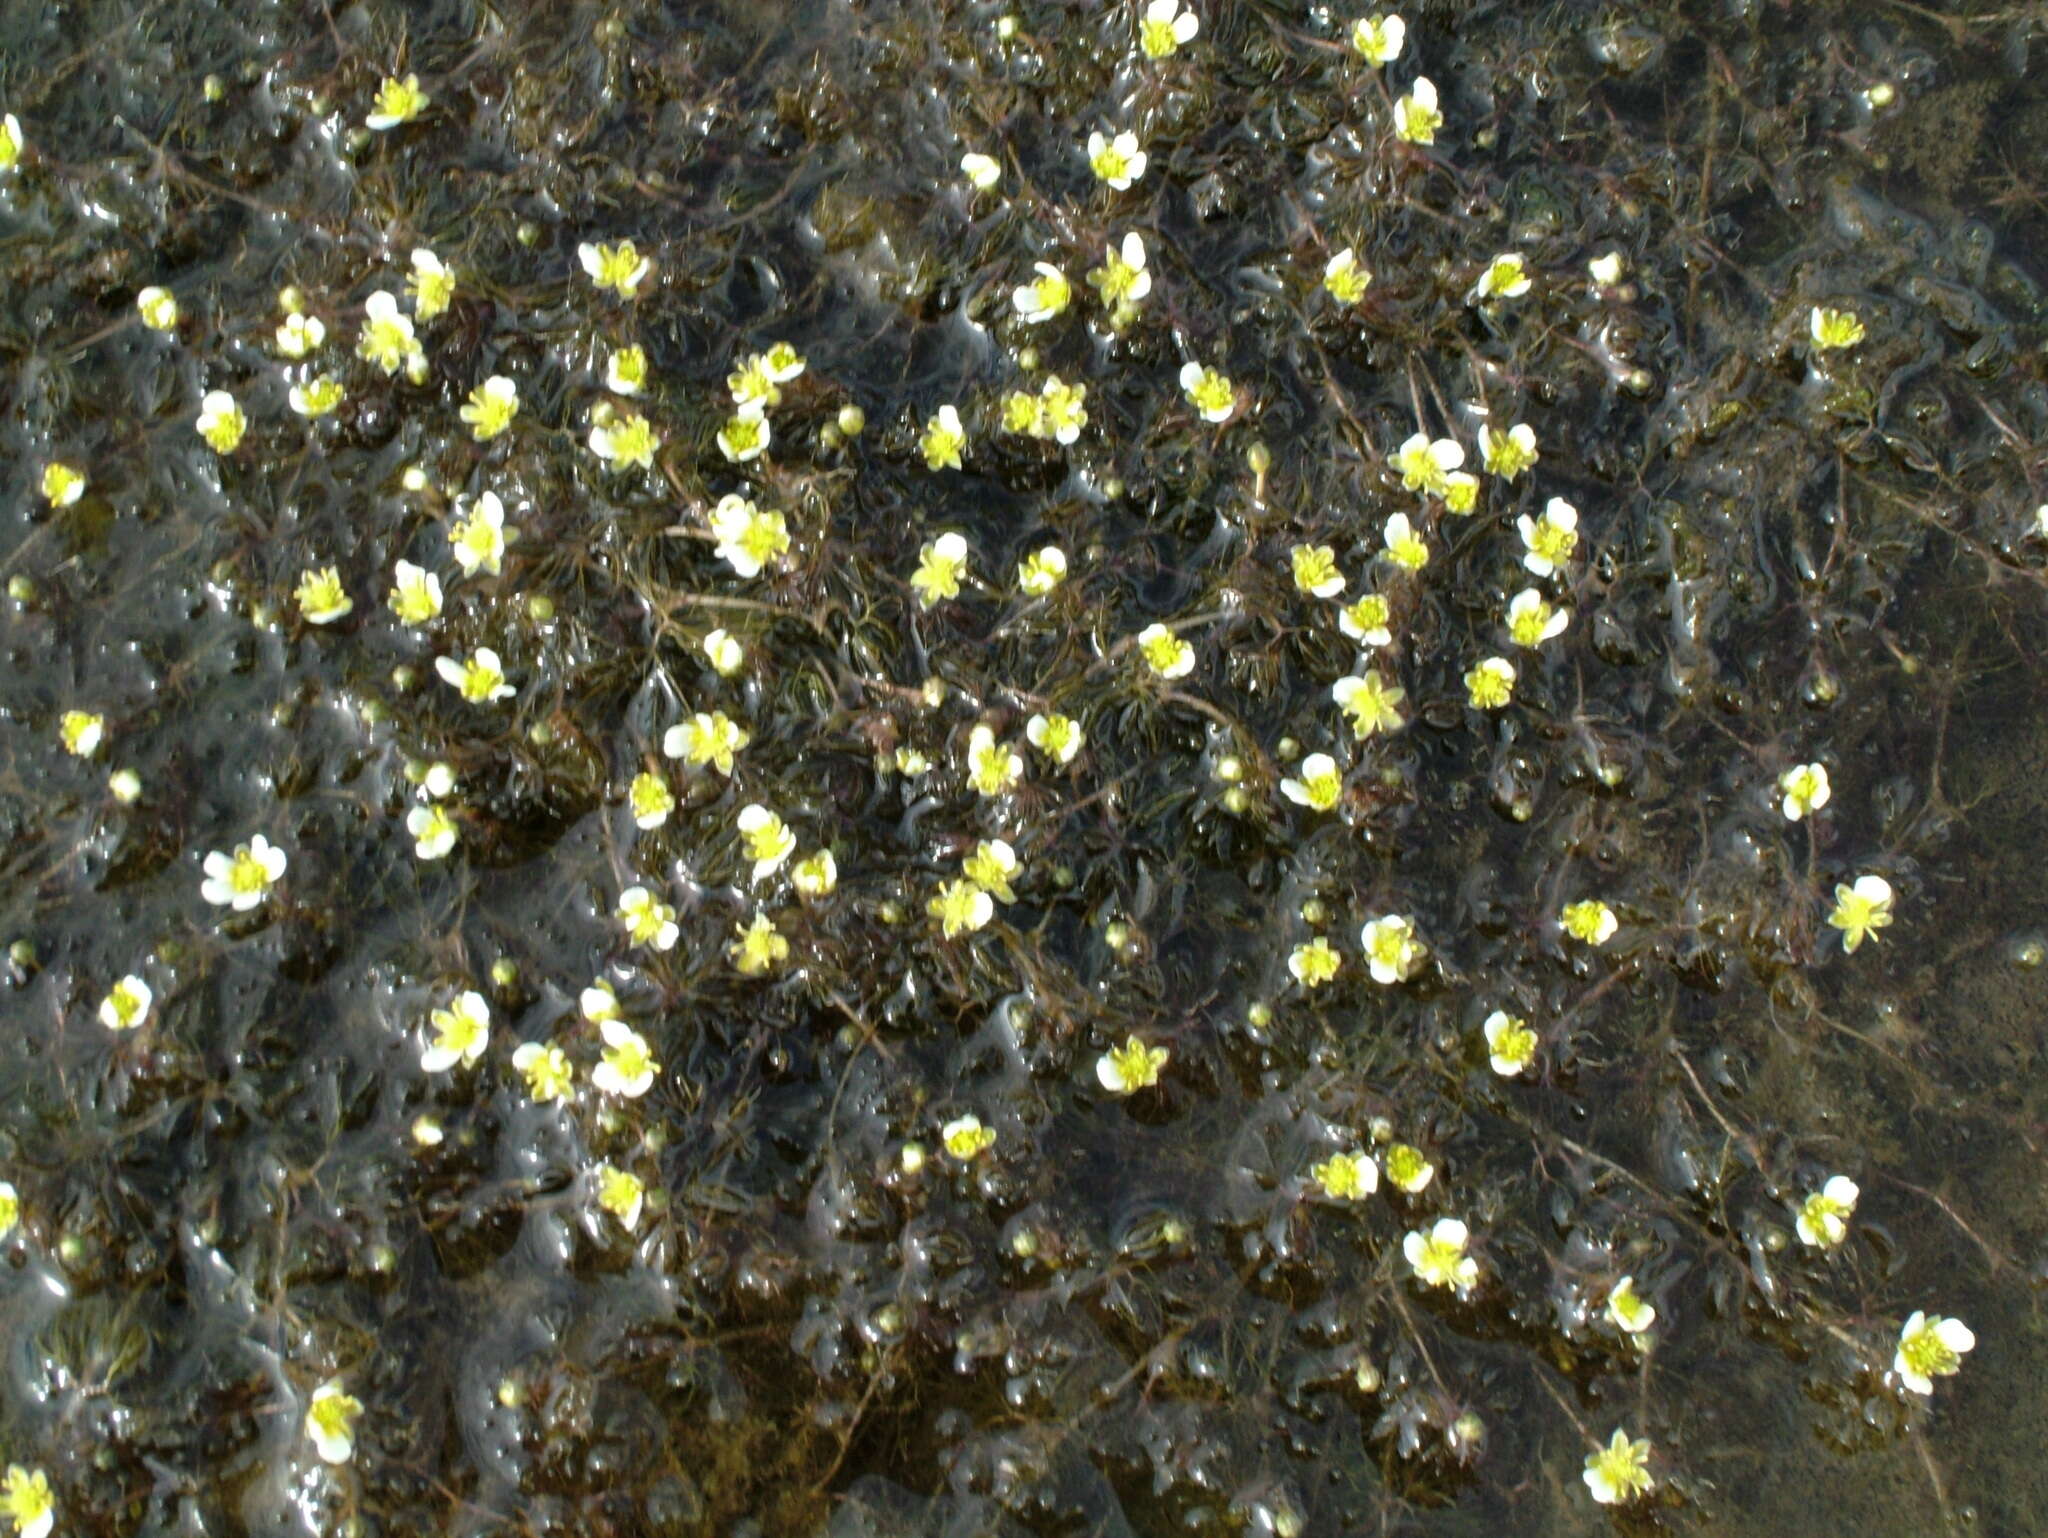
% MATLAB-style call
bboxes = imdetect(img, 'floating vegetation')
[3,1,2048,1535]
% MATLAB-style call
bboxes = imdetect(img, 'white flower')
[421,990,490,1072]
[306,1379,364,1464]
[1517,497,1579,577]
[1779,762,1830,821]
[448,491,508,578]
[1349,12,1406,66]
[703,627,745,676]
[1403,1216,1479,1295]
[737,803,798,883]
[406,802,458,860]
[592,1018,659,1098]
[1086,129,1148,190]
[1359,913,1424,984]
[1392,76,1441,146]
[1011,262,1072,323]
[276,312,326,358]
[1482,1010,1537,1076]
[961,151,1001,190]
[1582,1429,1653,1506]
[1795,1174,1861,1249]
[1139,0,1200,59]
[200,835,287,910]
[98,975,152,1031]
[1893,1311,1975,1395]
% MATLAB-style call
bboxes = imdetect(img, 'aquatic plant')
[2,1,2046,1535]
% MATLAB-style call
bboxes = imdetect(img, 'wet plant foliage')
[4,1,2048,1535]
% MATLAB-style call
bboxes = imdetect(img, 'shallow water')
[3,1,2047,1534]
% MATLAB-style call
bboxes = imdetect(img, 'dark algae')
[4,1,2048,1535]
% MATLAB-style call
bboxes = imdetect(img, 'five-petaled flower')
[202,836,287,910]
[580,239,653,298]
[0,113,23,170]
[1607,1275,1656,1334]
[1087,129,1147,190]
[366,73,429,130]
[1289,937,1341,989]
[1828,874,1893,951]
[708,494,790,578]
[1479,422,1539,480]
[1582,1430,1653,1506]
[1026,711,1084,765]
[1360,913,1425,984]
[1280,752,1342,812]
[1894,1311,1973,1395]
[406,802,458,860]
[1180,362,1237,424]
[716,408,770,463]
[296,566,353,625]
[306,1379,364,1464]
[1088,233,1151,321]
[1795,1175,1859,1249]
[595,1163,646,1230]
[964,839,1019,903]
[730,911,789,974]
[1333,669,1406,737]
[665,710,749,775]
[99,974,152,1031]
[513,1040,575,1102]
[966,723,1023,796]
[593,1019,659,1098]
[1809,305,1865,351]
[1384,1141,1435,1193]
[617,885,679,950]
[1291,543,1345,598]
[1393,76,1441,145]
[460,375,519,441]
[356,290,421,376]
[0,1463,54,1538]
[1323,246,1371,303]
[1140,0,1199,57]
[1350,12,1406,65]
[629,771,674,830]
[1313,1148,1377,1199]
[277,312,326,358]
[793,849,838,899]
[1392,433,1462,495]
[1382,511,1429,571]
[912,531,971,608]
[1561,898,1617,945]
[1404,1216,1479,1294]
[388,561,443,626]
[1519,497,1579,576]
[942,1114,995,1160]
[607,345,648,395]
[408,248,454,319]
[922,404,967,470]
[450,493,512,577]
[1097,1034,1168,1094]
[737,803,798,884]
[1017,545,1067,595]
[590,410,659,470]
[1466,656,1516,708]
[421,990,489,1072]
[436,649,514,704]
[289,376,344,417]
[1138,622,1196,679]
[1339,593,1392,647]
[1470,253,1532,302]
[1779,762,1830,821]
[703,628,745,676]
[1483,1010,1536,1075]
[197,390,247,453]
[929,878,993,938]
[1012,262,1072,323]
[1506,588,1568,648]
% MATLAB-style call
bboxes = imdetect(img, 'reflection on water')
[2,1,2047,1534]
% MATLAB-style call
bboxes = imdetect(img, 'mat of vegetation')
[3,2,2048,1535]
